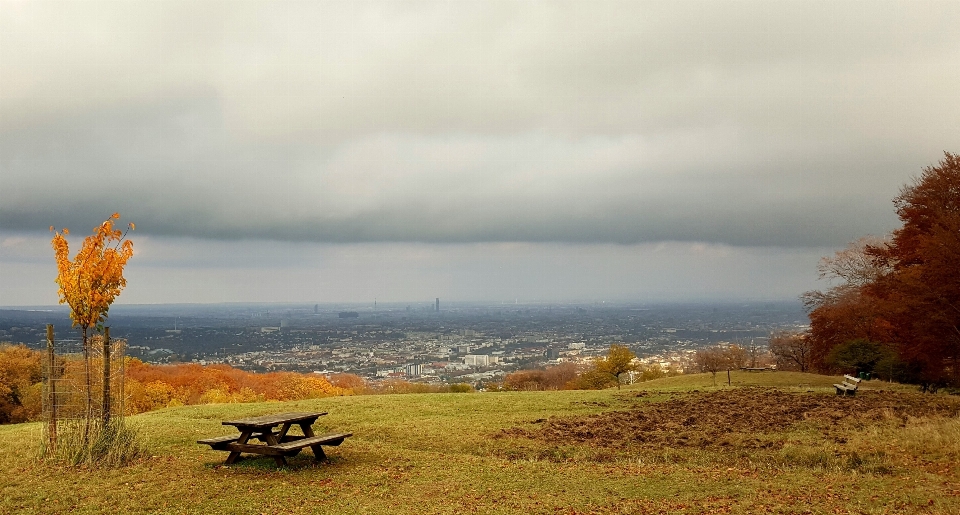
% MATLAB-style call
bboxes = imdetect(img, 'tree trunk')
[82,326,92,443]
[46,324,57,451]
[102,327,111,426]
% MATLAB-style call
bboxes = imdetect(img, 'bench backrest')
[844,375,862,384]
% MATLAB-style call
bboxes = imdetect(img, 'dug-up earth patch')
[500,387,960,450]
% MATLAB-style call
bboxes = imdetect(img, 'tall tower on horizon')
[435,298,440,312]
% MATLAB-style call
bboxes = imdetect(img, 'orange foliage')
[51,213,134,334]
[806,153,960,385]
[327,373,368,394]
[123,360,346,414]
[0,344,43,424]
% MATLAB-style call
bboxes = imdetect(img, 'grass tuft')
[39,419,148,467]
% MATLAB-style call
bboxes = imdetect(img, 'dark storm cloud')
[1,1,957,247]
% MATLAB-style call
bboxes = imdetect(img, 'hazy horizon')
[0,297,808,310]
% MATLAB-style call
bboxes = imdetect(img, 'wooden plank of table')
[199,432,279,447]
[222,412,326,430]
[271,433,352,452]
[218,442,290,456]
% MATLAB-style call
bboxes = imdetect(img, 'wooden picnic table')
[198,411,351,467]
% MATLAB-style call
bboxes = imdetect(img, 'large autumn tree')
[806,152,959,386]
[867,152,960,385]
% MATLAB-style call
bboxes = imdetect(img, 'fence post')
[103,327,111,426]
[46,324,57,450]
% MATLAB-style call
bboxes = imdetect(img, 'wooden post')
[727,369,731,386]
[46,324,57,450]
[103,327,111,426]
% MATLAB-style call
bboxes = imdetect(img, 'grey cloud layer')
[2,1,957,246]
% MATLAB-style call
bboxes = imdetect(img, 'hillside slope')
[1,372,958,514]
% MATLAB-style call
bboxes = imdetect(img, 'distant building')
[338,312,359,318]
[464,354,490,367]
[376,367,403,377]
[435,298,440,312]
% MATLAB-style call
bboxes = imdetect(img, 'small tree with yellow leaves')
[595,344,638,389]
[51,213,134,434]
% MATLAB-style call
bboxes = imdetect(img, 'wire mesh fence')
[41,326,127,453]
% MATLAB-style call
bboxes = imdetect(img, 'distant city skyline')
[2,1,957,306]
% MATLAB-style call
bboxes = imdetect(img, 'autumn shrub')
[504,363,578,391]
[567,369,618,390]
[449,383,474,393]
[123,360,345,413]
[328,373,370,394]
[481,380,505,391]
[0,344,43,424]
[504,369,547,391]
[374,379,448,394]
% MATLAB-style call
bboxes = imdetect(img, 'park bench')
[197,411,352,466]
[833,374,862,396]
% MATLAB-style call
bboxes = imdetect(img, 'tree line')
[774,153,959,389]
[0,344,348,424]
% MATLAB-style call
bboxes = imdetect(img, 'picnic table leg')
[261,430,288,467]
[299,422,328,462]
[275,422,299,463]
[275,421,301,457]
[225,430,253,465]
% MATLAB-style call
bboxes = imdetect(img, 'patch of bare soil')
[500,388,960,449]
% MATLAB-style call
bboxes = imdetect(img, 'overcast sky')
[1,0,958,306]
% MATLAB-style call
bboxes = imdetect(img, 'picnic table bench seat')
[833,374,862,396]
[197,432,279,446]
[272,432,352,453]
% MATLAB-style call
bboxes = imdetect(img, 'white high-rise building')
[463,354,490,367]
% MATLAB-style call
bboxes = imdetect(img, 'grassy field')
[1,372,958,514]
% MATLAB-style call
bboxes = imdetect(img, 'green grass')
[625,370,918,392]
[1,373,957,514]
